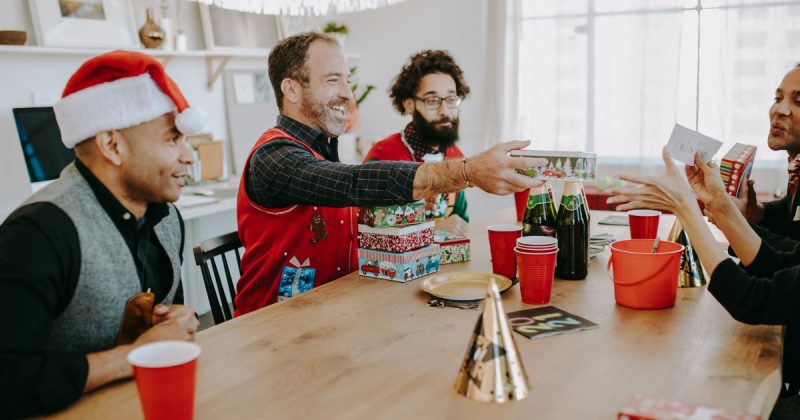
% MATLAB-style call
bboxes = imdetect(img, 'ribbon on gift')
[284,257,314,299]
[289,256,310,268]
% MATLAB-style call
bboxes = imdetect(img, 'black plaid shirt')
[246,115,420,208]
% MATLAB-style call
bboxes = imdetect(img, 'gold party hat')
[667,219,707,288]
[454,279,530,402]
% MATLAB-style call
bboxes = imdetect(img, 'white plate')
[420,272,513,301]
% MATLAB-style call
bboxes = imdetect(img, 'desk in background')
[176,180,238,315]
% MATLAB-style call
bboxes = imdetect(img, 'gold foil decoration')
[454,279,530,402]
[667,219,707,288]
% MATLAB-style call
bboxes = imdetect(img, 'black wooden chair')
[193,231,243,325]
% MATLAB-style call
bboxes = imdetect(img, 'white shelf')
[0,45,271,89]
[1,45,359,89]
[0,45,267,59]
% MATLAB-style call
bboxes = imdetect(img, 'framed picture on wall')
[28,0,138,48]
[198,4,279,53]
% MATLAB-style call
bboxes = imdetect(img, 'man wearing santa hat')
[0,50,202,416]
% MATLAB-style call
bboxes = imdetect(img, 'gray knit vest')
[23,163,182,354]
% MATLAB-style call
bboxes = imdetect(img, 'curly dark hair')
[389,50,470,115]
[268,32,338,111]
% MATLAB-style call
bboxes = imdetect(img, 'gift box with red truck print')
[358,244,440,282]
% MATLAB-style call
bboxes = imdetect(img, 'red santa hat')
[53,50,205,148]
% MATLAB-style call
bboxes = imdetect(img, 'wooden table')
[48,210,782,419]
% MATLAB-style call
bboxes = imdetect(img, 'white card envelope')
[665,124,722,165]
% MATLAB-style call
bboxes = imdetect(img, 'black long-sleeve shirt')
[756,193,800,251]
[710,241,800,386]
[245,115,420,208]
[0,160,184,418]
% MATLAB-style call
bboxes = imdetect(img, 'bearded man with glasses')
[364,50,471,236]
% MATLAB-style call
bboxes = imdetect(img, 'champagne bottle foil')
[667,219,707,288]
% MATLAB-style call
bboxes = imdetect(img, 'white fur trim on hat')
[176,106,206,135]
[54,74,175,148]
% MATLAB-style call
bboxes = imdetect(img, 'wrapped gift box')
[510,150,597,182]
[435,230,471,264]
[358,200,426,228]
[618,395,760,420]
[358,244,440,282]
[719,143,756,197]
[358,221,435,253]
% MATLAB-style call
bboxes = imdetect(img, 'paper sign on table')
[665,124,722,165]
[506,306,598,340]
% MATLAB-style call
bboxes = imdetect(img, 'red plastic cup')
[488,224,523,278]
[128,341,202,420]
[628,210,661,239]
[514,189,531,222]
[516,249,558,304]
[516,245,558,254]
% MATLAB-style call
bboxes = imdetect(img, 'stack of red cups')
[515,236,559,304]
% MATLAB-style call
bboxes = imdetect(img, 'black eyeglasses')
[414,95,462,110]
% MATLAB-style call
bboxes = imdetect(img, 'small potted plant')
[323,21,348,49]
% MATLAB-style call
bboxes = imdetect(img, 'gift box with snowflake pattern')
[358,221,434,253]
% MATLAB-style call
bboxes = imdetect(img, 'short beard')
[412,109,459,152]
[301,88,346,138]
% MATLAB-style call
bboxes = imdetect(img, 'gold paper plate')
[421,272,513,301]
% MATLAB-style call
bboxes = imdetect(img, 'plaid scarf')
[403,122,437,162]
[790,155,800,199]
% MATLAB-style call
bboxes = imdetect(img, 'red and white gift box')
[618,395,760,420]
[358,221,435,253]
[719,143,756,197]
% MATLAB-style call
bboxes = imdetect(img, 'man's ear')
[403,98,415,115]
[281,78,302,105]
[94,131,124,166]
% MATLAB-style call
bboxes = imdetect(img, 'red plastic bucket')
[607,239,684,309]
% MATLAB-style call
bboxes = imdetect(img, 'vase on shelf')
[138,8,164,49]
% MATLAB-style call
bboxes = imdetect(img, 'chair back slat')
[193,231,243,325]
[234,248,242,273]
[198,262,225,325]
[209,258,233,321]
[221,257,238,310]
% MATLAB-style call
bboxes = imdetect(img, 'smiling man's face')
[299,40,353,138]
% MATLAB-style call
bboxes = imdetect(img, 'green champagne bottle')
[522,183,556,237]
[556,181,589,280]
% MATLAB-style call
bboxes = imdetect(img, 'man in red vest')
[235,33,545,316]
[363,50,470,236]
